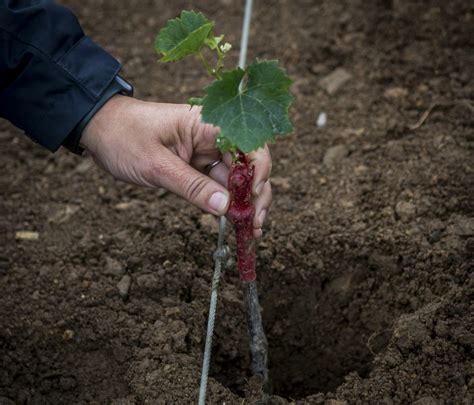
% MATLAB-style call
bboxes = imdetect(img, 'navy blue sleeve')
[0,0,121,151]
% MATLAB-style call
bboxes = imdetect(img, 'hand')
[80,95,272,238]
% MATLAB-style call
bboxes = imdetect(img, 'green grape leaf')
[201,60,293,153]
[188,97,204,107]
[155,11,214,62]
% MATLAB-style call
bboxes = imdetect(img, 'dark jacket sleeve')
[0,0,121,151]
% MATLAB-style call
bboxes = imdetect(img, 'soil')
[1,0,473,404]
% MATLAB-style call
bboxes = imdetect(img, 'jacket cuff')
[0,36,121,151]
[62,75,134,155]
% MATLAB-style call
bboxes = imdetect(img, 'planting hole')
[211,260,393,399]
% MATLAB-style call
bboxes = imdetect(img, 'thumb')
[153,150,230,216]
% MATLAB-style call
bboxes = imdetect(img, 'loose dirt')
[1,0,472,403]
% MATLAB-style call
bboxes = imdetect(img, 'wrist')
[80,94,133,153]
[63,75,134,155]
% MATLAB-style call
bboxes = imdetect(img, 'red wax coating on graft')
[227,152,256,282]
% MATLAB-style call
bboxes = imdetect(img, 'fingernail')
[257,209,267,227]
[255,181,265,195]
[209,191,229,214]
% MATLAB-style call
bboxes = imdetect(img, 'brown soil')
[1,0,473,404]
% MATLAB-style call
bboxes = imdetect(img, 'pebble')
[73,159,93,174]
[117,275,131,299]
[319,68,352,95]
[136,274,157,288]
[316,112,327,128]
[323,145,349,167]
[395,201,416,221]
[15,231,39,241]
[63,329,74,341]
[271,176,291,190]
[384,86,409,99]
[48,205,80,224]
[104,256,125,277]
[199,214,219,233]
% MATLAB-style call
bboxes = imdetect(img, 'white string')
[198,218,228,405]
[239,0,253,70]
[198,1,254,403]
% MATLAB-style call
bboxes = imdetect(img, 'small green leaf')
[205,35,224,50]
[188,97,204,107]
[155,11,214,62]
[201,60,293,153]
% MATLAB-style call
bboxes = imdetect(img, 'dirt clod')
[318,68,352,95]
[395,201,417,221]
[323,145,349,167]
[117,275,132,299]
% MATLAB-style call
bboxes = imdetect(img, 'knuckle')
[140,155,162,187]
[184,175,208,203]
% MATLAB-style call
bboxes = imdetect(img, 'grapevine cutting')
[154,9,293,391]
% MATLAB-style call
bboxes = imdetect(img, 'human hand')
[80,95,272,237]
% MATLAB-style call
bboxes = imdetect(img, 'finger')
[247,145,272,196]
[206,151,233,187]
[208,161,229,188]
[222,151,233,167]
[149,148,230,216]
[253,179,272,235]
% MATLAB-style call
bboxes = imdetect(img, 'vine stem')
[197,50,222,80]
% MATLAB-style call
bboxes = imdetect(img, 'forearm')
[0,0,121,151]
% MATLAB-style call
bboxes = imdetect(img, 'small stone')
[199,214,219,233]
[48,205,80,224]
[354,164,368,175]
[114,200,141,211]
[104,256,125,277]
[310,63,327,75]
[136,274,157,288]
[15,231,39,241]
[63,329,74,341]
[395,201,416,221]
[117,275,131,299]
[114,202,133,210]
[271,176,291,190]
[384,87,409,99]
[319,68,352,95]
[74,159,93,174]
[340,199,355,208]
[316,112,327,128]
[323,145,349,167]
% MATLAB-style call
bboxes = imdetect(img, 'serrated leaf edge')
[154,10,214,62]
